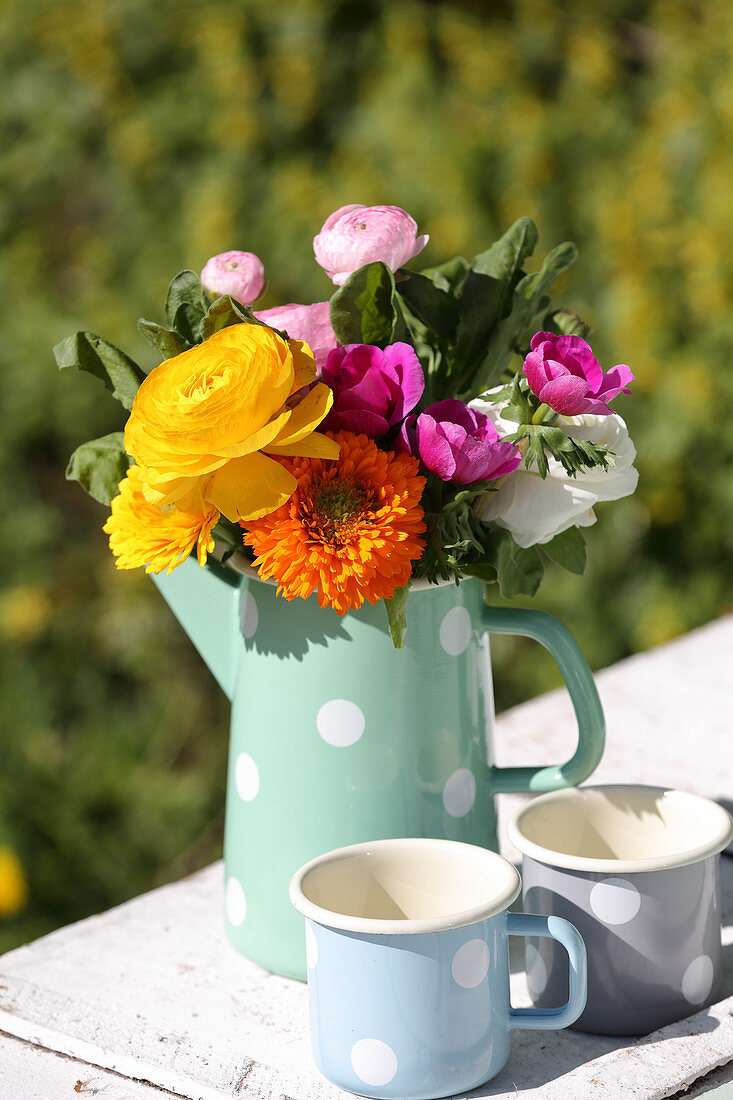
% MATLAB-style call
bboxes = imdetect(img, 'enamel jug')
[154,555,604,980]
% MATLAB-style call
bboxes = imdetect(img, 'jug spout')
[152,555,241,700]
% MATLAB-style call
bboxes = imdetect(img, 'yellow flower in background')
[0,848,28,918]
[103,465,218,574]
[124,323,339,523]
[0,585,52,643]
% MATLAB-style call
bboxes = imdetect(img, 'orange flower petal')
[243,431,426,615]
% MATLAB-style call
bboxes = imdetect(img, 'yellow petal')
[266,431,341,459]
[207,452,297,522]
[289,339,317,391]
[214,407,292,459]
[269,383,333,448]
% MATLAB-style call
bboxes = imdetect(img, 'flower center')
[180,367,227,403]
[305,478,373,546]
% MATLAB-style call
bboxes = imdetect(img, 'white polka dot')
[241,592,258,639]
[681,955,714,1005]
[442,768,476,818]
[226,877,247,927]
[235,753,260,802]
[439,606,472,656]
[589,878,641,925]
[350,1038,398,1087]
[316,699,365,747]
[451,938,491,988]
[526,943,548,997]
[305,924,318,970]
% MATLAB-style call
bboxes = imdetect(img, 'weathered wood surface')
[0,1029,179,1099]
[0,614,730,1100]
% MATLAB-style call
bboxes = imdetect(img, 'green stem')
[531,402,558,425]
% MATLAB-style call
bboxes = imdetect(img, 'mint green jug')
[154,555,604,980]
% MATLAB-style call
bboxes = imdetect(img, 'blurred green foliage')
[1,0,732,949]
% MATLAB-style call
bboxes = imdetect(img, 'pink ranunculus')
[314,204,429,286]
[321,342,425,437]
[398,399,522,485]
[200,250,265,305]
[524,332,634,416]
[253,301,338,372]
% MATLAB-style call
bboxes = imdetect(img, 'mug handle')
[506,913,587,1030]
[480,605,605,793]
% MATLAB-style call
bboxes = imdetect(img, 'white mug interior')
[509,785,733,873]
[289,837,520,935]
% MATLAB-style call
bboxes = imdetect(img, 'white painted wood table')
[1,616,732,1100]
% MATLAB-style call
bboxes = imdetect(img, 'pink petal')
[424,399,477,433]
[523,349,553,394]
[538,375,590,415]
[382,342,425,415]
[407,233,430,263]
[594,364,635,401]
[319,204,365,232]
[416,413,457,479]
[325,407,389,436]
[254,301,337,372]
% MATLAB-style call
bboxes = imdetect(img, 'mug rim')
[508,784,733,874]
[289,837,521,935]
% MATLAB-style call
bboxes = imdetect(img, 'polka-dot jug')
[154,554,604,980]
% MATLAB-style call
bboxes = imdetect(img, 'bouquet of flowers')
[57,205,637,645]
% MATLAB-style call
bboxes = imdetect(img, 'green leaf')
[451,219,540,396]
[501,372,532,426]
[396,272,459,338]
[329,261,396,346]
[471,217,539,281]
[164,270,210,344]
[384,584,410,648]
[419,255,469,294]
[137,319,190,360]
[544,308,592,340]
[473,240,578,395]
[65,433,130,505]
[543,527,587,574]
[493,532,544,598]
[54,332,146,411]
[461,562,498,582]
[199,295,256,341]
[539,425,612,476]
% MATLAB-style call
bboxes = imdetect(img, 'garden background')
[1,0,731,949]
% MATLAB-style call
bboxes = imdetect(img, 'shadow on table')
[454,1008,721,1098]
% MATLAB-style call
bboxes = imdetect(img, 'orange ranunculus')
[123,322,339,522]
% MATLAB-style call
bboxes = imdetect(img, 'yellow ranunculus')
[124,322,339,522]
[103,464,219,574]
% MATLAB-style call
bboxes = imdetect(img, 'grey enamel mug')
[508,785,733,1036]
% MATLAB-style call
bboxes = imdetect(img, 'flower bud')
[200,250,265,305]
[314,204,429,286]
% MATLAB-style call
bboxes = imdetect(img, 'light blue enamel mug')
[290,838,587,1099]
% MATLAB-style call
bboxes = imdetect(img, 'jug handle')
[479,605,605,793]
